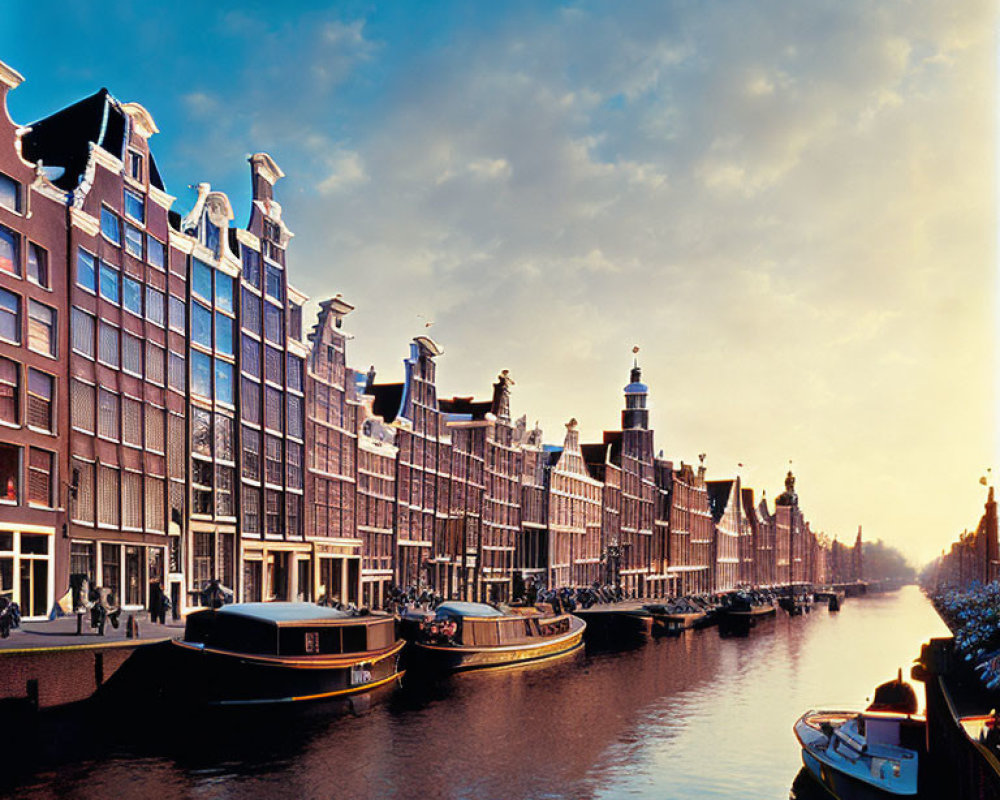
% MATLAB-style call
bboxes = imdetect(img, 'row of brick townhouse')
[0,61,841,618]
[931,486,996,590]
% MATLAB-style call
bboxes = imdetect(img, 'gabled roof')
[21,88,165,192]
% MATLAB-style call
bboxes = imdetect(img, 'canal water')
[4,586,949,800]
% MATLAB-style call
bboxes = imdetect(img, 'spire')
[622,350,650,431]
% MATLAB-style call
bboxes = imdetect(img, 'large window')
[287,395,303,439]
[146,287,165,326]
[241,377,260,424]
[264,302,284,345]
[265,489,282,535]
[99,261,120,304]
[215,273,234,313]
[145,405,165,453]
[191,408,212,457]
[97,467,120,527]
[287,441,303,490]
[70,379,95,433]
[100,207,121,245]
[191,301,211,348]
[242,335,260,378]
[265,435,283,485]
[191,350,212,398]
[287,355,304,392]
[242,426,261,480]
[71,462,95,524]
[27,301,56,357]
[98,389,120,441]
[215,359,234,405]
[242,289,261,334]
[0,173,20,213]
[169,295,185,333]
[122,333,143,376]
[27,243,48,288]
[0,288,20,343]
[192,459,213,516]
[192,258,213,303]
[146,342,165,385]
[98,322,120,368]
[147,236,165,270]
[77,248,97,292]
[28,449,53,507]
[122,471,142,529]
[242,247,261,289]
[71,308,95,358]
[0,357,18,425]
[122,275,142,316]
[265,386,283,432]
[26,369,53,432]
[215,412,234,462]
[168,351,185,392]
[216,465,234,517]
[265,265,283,302]
[215,312,233,355]
[0,443,19,504]
[124,223,144,258]
[122,397,142,447]
[124,189,145,223]
[0,224,19,276]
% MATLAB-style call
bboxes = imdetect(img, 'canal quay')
[1,586,948,800]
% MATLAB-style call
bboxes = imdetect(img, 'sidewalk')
[0,610,183,653]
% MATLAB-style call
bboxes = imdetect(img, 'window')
[98,389,120,440]
[145,405,165,453]
[0,442,18,503]
[97,465,120,527]
[0,173,19,213]
[265,265,283,302]
[0,288,19,343]
[264,302,284,345]
[242,289,261,334]
[0,225,19,276]
[191,350,211,398]
[147,236,165,270]
[122,333,142,376]
[242,335,260,378]
[242,247,261,289]
[192,407,212,457]
[168,414,184,480]
[124,189,145,223]
[121,471,142,529]
[146,287,165,326]
[242,426,261,480]
[27,301,56,357]
[26,369,53,432]
[216,465,234,517]
[0,357,17,425]
[128,151,143,182]
[146,342,165,385]
[122,397,142,446]
[265,489,282,535]
[265,345,282,382]
[265,386,283,432]
[72,308,95,358]
[192,258,213,302]
[287,441,303,490]
[215,359,234,405]
[215,412,234,461]
[243,488,261,535]
[191,301,211,348]
[145,476,164,533]
[124,223,144,258]
[100,207,121,245]
[98,322,120,367]
[70,379,95,433]
[286,494,302,538]
[192,458,213,515]
[287,357,304,395]
[71,461,95,524]
[289,303,302,342]
[121,275,141,316]
[27,243,48,288]
[77,248,97,292]
[214,272,233,312]
[99,261,120,304]
[215,312,233,355]
[265,435,283,485]
[287,395,303,439]
[204,221,220,255]
[169,295,185,333]
[168,351,185,392]
[28,449,53,507]
[192,531,213,583]
[241,377,260,424]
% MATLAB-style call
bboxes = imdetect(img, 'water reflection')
[4,587,948,800]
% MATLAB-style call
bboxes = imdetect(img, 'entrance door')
[124,546,143,606]
[347,559,359,604]
[268,552,289,601]
[297,558,312,601]
[18,559,47,618]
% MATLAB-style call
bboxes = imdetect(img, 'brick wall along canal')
[4,586,948,800]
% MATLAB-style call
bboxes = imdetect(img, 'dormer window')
[204,220,220,256]
[0,173,20,214]
[124,189,145,223]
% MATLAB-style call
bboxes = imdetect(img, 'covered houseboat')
[171,603,405,707]
[402,601,586,672]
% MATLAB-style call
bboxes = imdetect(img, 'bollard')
[125,614,138,639]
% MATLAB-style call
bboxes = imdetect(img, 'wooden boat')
[794,673,924,798]
[402,601,585,672]
[644,600,708,635]
[720,591,776,622]
[572,601,653,643]
[170,602,405,707]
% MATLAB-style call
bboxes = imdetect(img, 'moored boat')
[170,602,405,707]
[720,590,776,622]
[644,598,708,635]
[794,672,925,798]
[401,601,585,672]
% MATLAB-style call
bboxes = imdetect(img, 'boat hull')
[169,639,406,707]
[410,615,586,672]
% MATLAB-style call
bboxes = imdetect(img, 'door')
[125,546,143,606]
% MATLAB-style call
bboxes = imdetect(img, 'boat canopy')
[214,602,354,625]
[435,601,505,618]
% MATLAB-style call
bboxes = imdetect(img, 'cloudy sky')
[4,1,995,564]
